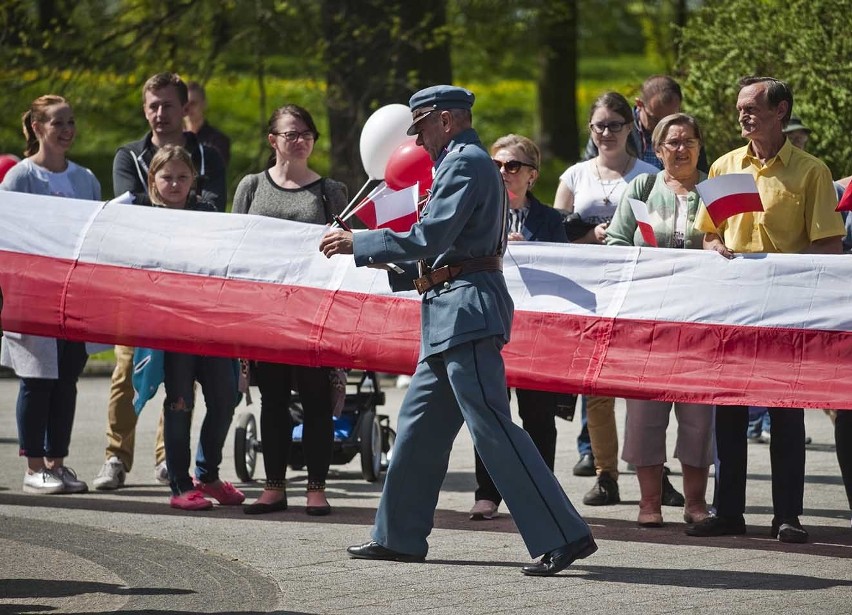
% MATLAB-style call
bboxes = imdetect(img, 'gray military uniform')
[353,128,591,558]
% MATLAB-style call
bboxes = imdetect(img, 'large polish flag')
[1,192,851,409]
[352,182,419,231]
[696,173,764,227]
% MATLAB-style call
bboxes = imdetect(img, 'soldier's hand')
[320,229,354,257]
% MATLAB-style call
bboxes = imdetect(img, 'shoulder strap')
[319,177,332,224]
[640,173,656,203]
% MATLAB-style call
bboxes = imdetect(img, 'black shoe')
[661,466,685,507]
[582,471,620,506]
[521,535,598,576]
[243,497,288,515]
[572,454,596,477]
[685,515,746,537]
[346,540,425,563]
[306,503,332,516]
[771,517,809,544]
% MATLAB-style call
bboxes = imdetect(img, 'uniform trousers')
[473,388,557,505]
[104,345,166,471]
[372,336,590,558]
[714,405,804,520]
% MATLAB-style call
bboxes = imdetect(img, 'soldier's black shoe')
[521,535,598,576]
[346,540,425,563]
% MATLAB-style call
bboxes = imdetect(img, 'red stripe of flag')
[705,192,764,227]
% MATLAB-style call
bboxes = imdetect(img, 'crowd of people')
[1,72,850,568]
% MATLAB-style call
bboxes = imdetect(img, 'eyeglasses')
[272,130,316,143]
[589,121,629,134]
[660,139,699,151]
[493,159,537,174]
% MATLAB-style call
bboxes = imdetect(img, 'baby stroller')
[234,370,395,483]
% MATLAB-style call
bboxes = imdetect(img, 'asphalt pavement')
[0,370,850,614]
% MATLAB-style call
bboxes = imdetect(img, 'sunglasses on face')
[272,130,316,143]
[589,121,629,134]
[492,159,537,174]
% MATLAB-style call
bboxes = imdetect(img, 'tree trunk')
[537,1,578,162]
[322,0,451,195]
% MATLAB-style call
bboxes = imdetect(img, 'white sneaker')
[93,456,126,490]
[154,461,170,485]
[54,466,88,493]
[23,468,65,494]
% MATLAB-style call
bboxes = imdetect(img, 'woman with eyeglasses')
[232,104,347,516]
[606,112,714,527]
[553,92,659,509]
[468,134,568,521]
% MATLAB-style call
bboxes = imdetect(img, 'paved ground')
[0,371,850,614]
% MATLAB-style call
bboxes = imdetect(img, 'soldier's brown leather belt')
[413,255,503,295]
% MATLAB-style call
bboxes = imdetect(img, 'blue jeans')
[576,397,591,456]
[747,406,770,438]
[162,352,237,495]
[16,339,88,458]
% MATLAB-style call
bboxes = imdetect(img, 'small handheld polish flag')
[695,173,763,227]
[627,198,658,247]
[353,182,419,232]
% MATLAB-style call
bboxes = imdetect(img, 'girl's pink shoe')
[194,479,245,505]
[170,489,213,511]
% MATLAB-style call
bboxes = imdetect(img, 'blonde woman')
[0,95,100,495]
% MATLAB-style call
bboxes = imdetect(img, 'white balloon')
[359,104,412,180]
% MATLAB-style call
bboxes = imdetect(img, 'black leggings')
[836,410,852,510]
[254,362,333,485]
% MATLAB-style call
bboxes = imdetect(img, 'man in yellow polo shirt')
[688,76,845,544]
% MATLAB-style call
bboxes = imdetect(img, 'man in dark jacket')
[112,73,226,212]
[93,72,227,491]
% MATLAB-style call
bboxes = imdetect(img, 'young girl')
[137,144,244,511]
[0,95,100,495]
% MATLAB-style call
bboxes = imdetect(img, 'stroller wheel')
[381,422,395,471]
[234,412,259,482]
[359,410,382,482]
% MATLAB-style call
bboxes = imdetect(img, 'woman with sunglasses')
[232,104,347,516]
[553,92,659,509]
[468,134,568,521]
[606,113,713,527]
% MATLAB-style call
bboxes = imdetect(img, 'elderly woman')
[606,112,714,527]
[469,134,568,520]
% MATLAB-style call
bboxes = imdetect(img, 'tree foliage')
[677,0,852,178]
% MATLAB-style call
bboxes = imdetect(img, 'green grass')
[0,54,663,207]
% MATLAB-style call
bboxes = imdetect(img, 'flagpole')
[341,183,390,222]
[338,179,379,221]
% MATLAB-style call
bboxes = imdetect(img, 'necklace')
[595,157,633,206]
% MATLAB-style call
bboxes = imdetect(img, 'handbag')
[563,212,597,242]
